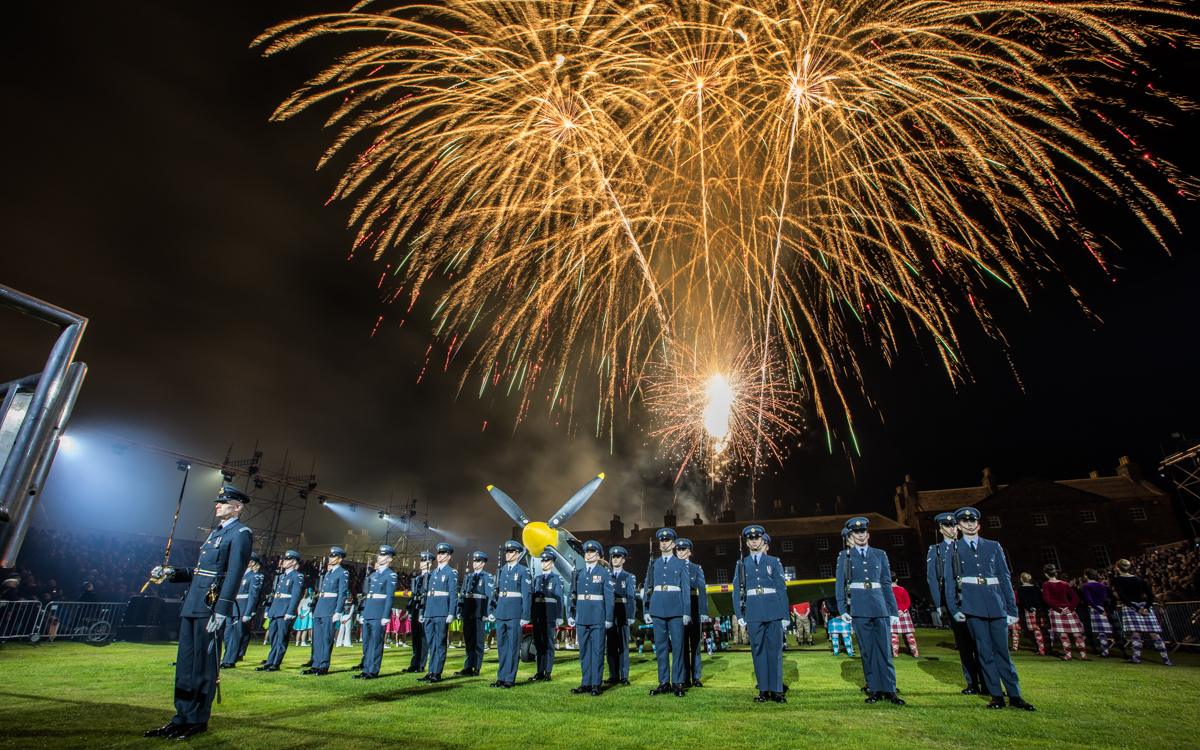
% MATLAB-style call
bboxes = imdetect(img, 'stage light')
[176,460,191,472]
[299,489,309,499]
[318,495,327,505]
[307,474,318,491]
[254,477,265,490]
[221,469,235,482]
[378,511,388,520]
[58,434,78,455]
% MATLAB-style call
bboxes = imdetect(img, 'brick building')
[892,456,1183,576]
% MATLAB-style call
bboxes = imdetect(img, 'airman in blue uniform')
[733,524,789,703]
[144,486,253,740]
[530,549,564,682]
[604,546,637,686]
[489,540,531,688]
[569,540,614,696]
[926,512,983,694]
[221,552,263,668]
[356,544,398,680]
[419,542,460,682]
[836,516,904,705]
[943,507,1036,711]
[455,550,493,677]
[675,538,709,687]
[257,549,303,672]
[306,546,349,675]
[404,551,434,673]
[644,527,690,696]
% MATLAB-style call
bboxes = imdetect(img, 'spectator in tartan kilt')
[889,578,919,657]
[1015,573,1046,655]
[1080,569,1114,657]
[1112,559,1173,666]
[1042,565,1087,660]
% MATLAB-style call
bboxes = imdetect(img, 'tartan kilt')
[1048,607,1084,634]
[827,618,853,636]
[1088,607,1114,635]
[891,609,915,634]
[1119,604,1162,633]
[1022,610,1042,631]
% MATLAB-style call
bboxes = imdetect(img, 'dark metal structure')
[1160,444,1200,537]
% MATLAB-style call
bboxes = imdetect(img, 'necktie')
[970,541,977,551]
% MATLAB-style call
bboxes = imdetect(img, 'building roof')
[611,512,909,544]
[913,474,1165,514]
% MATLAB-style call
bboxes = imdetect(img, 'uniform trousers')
[222,617,244,664]
[683,602,703,682]
[424,618,449,674]
[577,623,605,686]
[172,616,220,726]
[463,616,486,672]
[407,611,427,670]
[265,617,292,667]
[605,621,631,680]
[651,615,686,685]
[852,616,897,693]
[311,615,337,669]
[966,615,1022,698]
[747,619,783,692]
[950,616,983,688]
[495,619,522,683]
[361,620,385,675]
[531,616,556,676]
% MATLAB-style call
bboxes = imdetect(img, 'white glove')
[737,618,747,628]
[446,614,454,624]
[953,612,967,623]
[556,619,564,627]
[519,619,529,627]
[890,616,900,627]
[380,619,388,626]
[604,621,612,629]
[205,614,227,633]
[241,616,251,623]
[487,614,496,623]
[627,619,635,627]
[682,615,691,625]
[284,614,295,621]
[1006,615,1019,626]
[700,615,710,624]
[567,617,576,627]
[151,565,173,580]
[839,613,852,623]
[781,619,790,628]
[643,615,653,625]
[419,615,426,624]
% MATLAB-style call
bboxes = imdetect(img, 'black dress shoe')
[255,664,273,672]
[883,692,905,706]
[498,681,513,688]
[618,679,630,685]
[352,662,363,670]
[172,723,207,740]
[417,673,433,682]
[259,659,267,665]
[771,692,787,704]
[455,670,472,677]
[301,660,313,667]
[754,691,769,703]
[987,696,1006,709]
[143,723,182,738]
[301,668,317,675]
[673,686,686,697]
[691,679,703,688]
[1009,697,1036,712]
[220,663,235,669]
[865,692,880,704]
[571,685,589,694]
[649,683,670,696]
[428,674,442,683]
[490,680,504,688]
[313,668,329,676]
[590,687,601,696]
[961,687,979,695]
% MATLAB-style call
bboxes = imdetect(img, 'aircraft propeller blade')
[543,545,575,580]
[486,485,531,529]
[547,473,605,529]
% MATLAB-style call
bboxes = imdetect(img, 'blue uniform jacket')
[169,519,253,617]
[733,553,789,622]
[644,555,689,618]
[531,572,564,621]
[611,569,637,622]
[489,564,532,621]
[570,565,614,625]
[942,537,1017,619]
[265,569,304,618]
[421,565,460,619]
[407,571,428,615]
[686,561,709,617]
[313,565,349,618]
[835,546,898,618]
[235,568,264,619]
[362,567,399,621]
[926,541,954,610]
[460,571,494,619]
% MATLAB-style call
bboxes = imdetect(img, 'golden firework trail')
[257,0,1194,473]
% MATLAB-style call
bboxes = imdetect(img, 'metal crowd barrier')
[1159,601,1200,651]
[0,601,44,641]
[0,601,125,643]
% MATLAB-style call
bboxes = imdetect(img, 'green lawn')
[0,630,1194,749]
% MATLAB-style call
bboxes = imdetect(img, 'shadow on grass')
[839,657,866,691]
[915,655,969,688]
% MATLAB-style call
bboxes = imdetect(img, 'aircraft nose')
[522,522,557,556]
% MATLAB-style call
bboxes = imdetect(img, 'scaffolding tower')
[1160,443,1200,537]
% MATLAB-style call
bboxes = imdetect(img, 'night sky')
[4,3,1198,551]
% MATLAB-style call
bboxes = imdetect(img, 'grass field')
[0,630,1195,749]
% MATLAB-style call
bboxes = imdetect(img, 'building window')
[1130,507,1148,522]
[781,539,794,553]
[819,562,833,578]
[1041,546,1060,568]
[783,566,796,581]
[1091,545,1111,568]
[1032,512,1048,527]
[715,543,728,556]
[773,498,783,510]
[894,561,911,579]
[1080,509,1097,524]
[987,516,1002,529]
[890,534,905,548]
[716,568,729,584]
[816,538,830,552]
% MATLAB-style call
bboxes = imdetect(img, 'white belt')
[614,596,627,603]
[848,582,879,590]
[368,594,389,599]
[428,591,450,597]
[194,568,220,577]
[653,585,681,592]
[577,594,603,601]
[499,591,523,598]
[236,594,249,599]
[273,593,292,598]
[533,595,558,602]
[745,587,777,596]
[961,577,1000,586]
[465,593,489,599]
[321,592,338,598]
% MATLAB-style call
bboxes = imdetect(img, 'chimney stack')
[1117,455,1143,483]
[718,509,736,524]
[610,513,625,540]
[982,467,996,494]
[1088,470,1100,479]
[664,510,677,528]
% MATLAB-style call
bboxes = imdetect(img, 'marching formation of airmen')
[143,486,1038,739]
